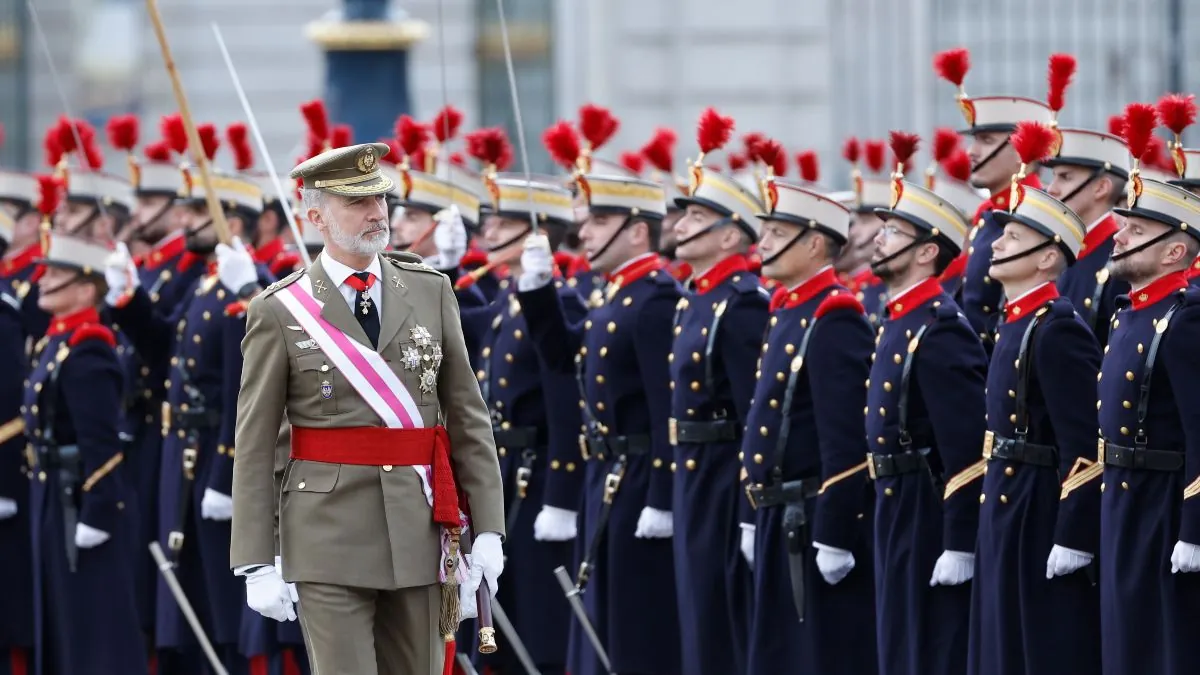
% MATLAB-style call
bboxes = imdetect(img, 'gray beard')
[330,218,389,257]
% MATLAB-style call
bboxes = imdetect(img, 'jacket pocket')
[295,353,339,415]
[283,460,341,494]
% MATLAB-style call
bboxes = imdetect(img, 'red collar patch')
[48,306,102,337]
[1002,282,1058,320]
[1130,270,1189,311]
[1077,214,1118,260]
[693,254,750,295]
[771,267,838,312]
[887,276,943,320]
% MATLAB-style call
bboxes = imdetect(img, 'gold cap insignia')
[357,147,378,173]
[889,177,904,210]
[1127,174,1143,209]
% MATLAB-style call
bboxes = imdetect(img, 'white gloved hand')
[75,522,111,549]
[216,236,257,293]
[459,553,479,620]
[245,564,298,622]
[1046,544,1094,579]
[634,507,674,539]
[739,523,756,566]
[465,532,504,598]
[1170,540,1200,574]
[0,497,17,520]
[424,205,468,270]
[103,241,138,305]
[517,233,554,291]
[929,550,975,586]
[814,541,856,585]
[200,488,234,521]
[533,505,578,542]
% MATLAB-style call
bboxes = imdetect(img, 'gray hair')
[300,187,326,214]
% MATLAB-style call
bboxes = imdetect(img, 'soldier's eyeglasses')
[879,224,917,239]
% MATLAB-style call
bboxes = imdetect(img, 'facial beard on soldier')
[323,195,391,260]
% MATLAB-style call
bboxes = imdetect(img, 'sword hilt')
[476,579,497,654]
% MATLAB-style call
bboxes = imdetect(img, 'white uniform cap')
[66,170,135,211]
[874,180,971,255]
[0,170,40,205]
[398,167,482,228]
[40,231,111,276]
[488,175,576,227]
[959,96,1054,134]
[1115,177,1200,243]
[757,178,852,243]
[1042,128,1131,178]
[578,174,666,220]
[994,186,1086,262]
[675,166,763,239]
[190,172,264,215]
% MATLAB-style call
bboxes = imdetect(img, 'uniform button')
[701,328,709,336]
[566,463,576,472]
[879,407,886,417]
[761,343,769,353]
[192,335,201,344]
[30,405,37,415]
[1125,371,1134,381]
[1100,483,1106,492]
[979,493,986,503]
[669,382,675,390]
[498,378,508,387]
[482,347,492,358]
[505,353,513,363]
[884,488,894,497]
[606,322,616,333]
[1121,481,1129,490]
[1009,414,1017,423]
[171,356,179,366]
[738,452,745,461]
[653,458,663,468]
[500,421,511,431]
[1097,372,1102,382]
[668,353,674,363]
[753,453,763,464]
[596,402,606,411]
[883,381,892,392]
[691,381,701,391]
[776,372,785,382]
[513,330,523,340]
[38,471,46,482]
[595,375,605,385]
[34,382,42,393]
[1103,344,1109,354]
[1084,298,1093,308]
[298,481,306,490]
[580,347,588,356]
[674,326,682,336]
[382,465,393,472]
[1137,343,1144,354]
[755,370,761,379]
[759,427,769,436]
[893,354,902,364]
[983,276,992,285]
[800,319,808,329]
[865,378,871,388]
[1004,466,1014,477]
[499,447,507,457]
[1008,390,1015,398]
[600,347,608,357]
[1113,320,1120,329]
[476,370,485,381]
[769,399,779,409]
[863,406,868,415]
[686,459,697,471]
[692,352,701,362]
[623,297,633,306]
[203,311,211,321]
[1123,400,1132,409]
[785,344,795,355]
[585,320,593,330]
[1096,400,1101,410]
[877,436,886,445]
[670,462,677,472]
[1120,426,1129,436]
[551,460,561,470]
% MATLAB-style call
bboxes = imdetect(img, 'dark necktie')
[345,272,380,347]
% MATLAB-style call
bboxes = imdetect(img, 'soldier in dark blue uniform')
[866,176,987,675]
[740,179,877,675]
[24,231,145,674]
[1,173,54,339]
[105,151,269,675]
[1097,177,1200,675]
[663,157,768,675]
[518,170,681,675]
[1044,128,1130,345]
[845,161,892,327]
[452,175,585,675]
[0,209,32,675]
[966,184,1101,675]
[1165,147,1200,284]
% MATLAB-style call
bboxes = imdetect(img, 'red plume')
[36,175,63,217]
[465,127,514,171]
[888,131,920,170]
[431,105,463,143]
[797,151,819,183]
[1010,121,1056,165]
[82,139,104,170]
[1107,114,1125,138]
[864,140,886,173]
[696,108,735,154]
[728,152,748,172]
[1120,102,1159,163]
[578,104,619,150]
[305,133,325,161]
[54,116,79,154]
[756,139,786,176]
[330,125,352,148]
[0,123,5,150]
[1156,94,1196,138]
[1141,136,1166,170]
[378,139,403,166]
[842,137,860,164]
[197,124,219,162]
[641,128,677,173]
[1046,53,1077,114]
[300,100,330,142]
[932,127,960,162]
[449,152,466,168]
[143,141,172,162]
[227,123,254,171]
[542,121,581,170]
[933,47,970,87]
[619,151,645,175]
[161,114,189,155]
[395,115,429,156]
[43,127,65,167]
[106,115,139,152]
[743,132,766,161]
[942,149,972,182]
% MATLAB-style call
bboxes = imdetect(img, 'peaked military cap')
[290,142,395,198]
[487,175,575,227]
[1041,129,1131,179]
[0,208,12,244]
[65,170,135,212]
[0,169,38,206]
[675,167,763,239]
[993,186,1087,262]
[1115,177,1200,243]
[875,180,972,255]
[757,178,852,243]
[39,231,111,277]
[187,172,264,215]
[398,164,482,229]
[579,174,666,220]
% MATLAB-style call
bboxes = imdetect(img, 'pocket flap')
[295,353,330,372]
[283,461,341,493]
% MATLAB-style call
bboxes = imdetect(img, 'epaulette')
[260,269,305,298]
[815,292,865,319]
[1113,293,1133,310]
[68,324,116,348]
[1045,297,1075,319]
[648,269,679,287]
[730,272,765,297]
[933,303,962,321]
[0,292,18,312]
[1178,287,1200,307]
[383,251,443,277]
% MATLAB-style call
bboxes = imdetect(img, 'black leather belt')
[982,430,1057,468]
[744,476,820,510]
[492,425,542,449]
[867,448,931,479]
[586,434,650,458]
[170,406,221,430]
[670,418,738,444]
[1100,439,1184,472]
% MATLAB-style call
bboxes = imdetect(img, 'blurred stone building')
[0,0,1195,188]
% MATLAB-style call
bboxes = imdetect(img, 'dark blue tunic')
[1055,214,1127,348]
[0,292,32,673]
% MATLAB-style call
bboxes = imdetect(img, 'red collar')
[852,268,881,290]
[140,232,187,270]
[692,254,750,295]
[665,258,692,281]
[1189,257,1200,280]
[939,253,968,282]
[1130,270,1189,311]
[0,242,41,277]
[253,237,285,265]
[607,254,664,287]
[1002,282,1058,320]
[770,267,838,312]
[887,276,943,320]
[1077,214,1118,260]
[47,306,102,337]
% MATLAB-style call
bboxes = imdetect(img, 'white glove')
[200,488,234,521]
[739,523,755,566]
[103,241,138,305]
[634,507,674,539]
[0,497,16,520]
[245,564,298,622]
[75,522,111,549]
[464,532,504,599]
[424,205,468,270]
[1045,544,1094,579]
[216,236,257,293]
[929,550,975,586]
[533,505,578,542]
[459,552,479,620]
[814,541,856,585]
[1171,540,1200,574]
[517,233,554,291]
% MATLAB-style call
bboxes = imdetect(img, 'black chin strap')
[185,219,217,254]
[674,216,734,250]
[65,205,101,239]
[130,201,175,244]
[1058,167,1105,207]
[487,224,533,254]
[759,228,811,267]
[989,238,1057,267]
[972,136,1011,176]
[586,215,634,263]
[1110,228,1176,262]
[869,235,933,276]
[39,272,85,298]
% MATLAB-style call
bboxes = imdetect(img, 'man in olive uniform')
[230,143,506,675]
